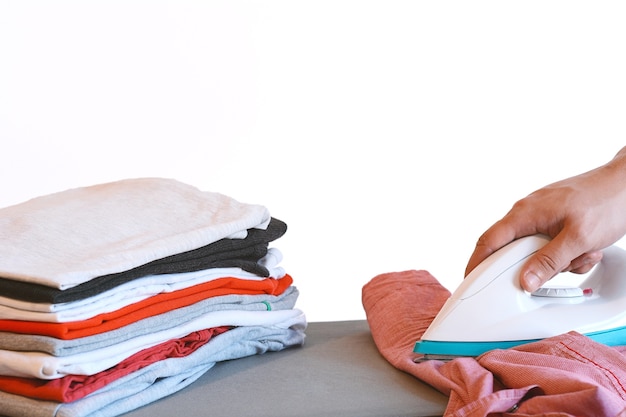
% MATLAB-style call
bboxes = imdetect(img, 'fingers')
[520,238,564,292]
[465,196,546,277]
[464,219,529,277]
[464,243,493,277]
[467,218,605,292]
[563,250,603,274]
[518,237,601,292]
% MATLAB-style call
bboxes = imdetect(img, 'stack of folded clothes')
[0,178,306,417]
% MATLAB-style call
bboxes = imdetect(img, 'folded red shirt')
[0,326,231,402]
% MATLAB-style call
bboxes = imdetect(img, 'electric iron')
[414,234,626,361]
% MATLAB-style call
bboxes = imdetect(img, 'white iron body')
[414,235,626,358]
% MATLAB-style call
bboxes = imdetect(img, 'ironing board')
[124,320,447,417]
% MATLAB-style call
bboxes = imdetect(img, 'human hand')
[465,146,626,292]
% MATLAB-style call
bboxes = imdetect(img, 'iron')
[414,234,626,361]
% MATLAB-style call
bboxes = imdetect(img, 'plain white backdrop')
[1,1,625,321]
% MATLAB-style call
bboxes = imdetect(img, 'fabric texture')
[362,269,626,417]
[0,177,271,290]
[0,315,307,417]
[0,275,292,339]
[0,179,304,417]
[0,307,304,379]
[0,286,298,356]
[0,217,286,304]
[0,326,231,402]
[0,250,285,322]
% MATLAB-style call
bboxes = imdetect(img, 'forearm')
[594,146,626,200]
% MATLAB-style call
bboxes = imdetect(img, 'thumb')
[519,242,570,292]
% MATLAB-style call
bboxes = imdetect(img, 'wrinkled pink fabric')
[362,270,626,417]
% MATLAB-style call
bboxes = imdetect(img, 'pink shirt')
[362,269,626,416]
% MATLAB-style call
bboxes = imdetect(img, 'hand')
[465,146,626,292]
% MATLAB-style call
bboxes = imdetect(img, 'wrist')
[612,146,626,163]
[603,146,626,175]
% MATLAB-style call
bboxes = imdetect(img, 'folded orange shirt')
[0,275,291,339]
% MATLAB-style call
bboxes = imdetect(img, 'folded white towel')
[0,178,270,289]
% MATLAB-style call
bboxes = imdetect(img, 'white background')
[1,1,625,322]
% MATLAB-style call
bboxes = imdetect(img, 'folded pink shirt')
[362,269,626,416]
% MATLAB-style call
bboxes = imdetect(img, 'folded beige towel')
[0,178,270,289]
